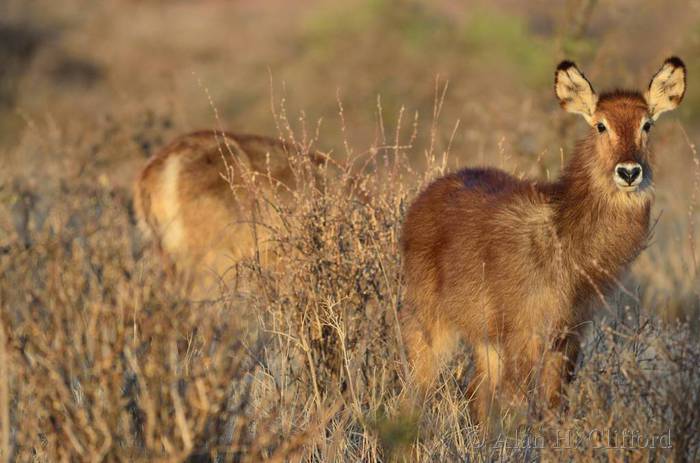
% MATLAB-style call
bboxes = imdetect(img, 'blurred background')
[1,0,699,319]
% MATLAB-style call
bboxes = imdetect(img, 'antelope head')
[554,57,686,195]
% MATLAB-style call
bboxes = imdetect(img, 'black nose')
[616,166,641,185]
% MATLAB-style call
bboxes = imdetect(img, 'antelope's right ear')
[554,61,598,124]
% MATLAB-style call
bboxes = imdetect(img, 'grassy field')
[1,0,700,461]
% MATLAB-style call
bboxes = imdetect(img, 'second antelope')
[400,58,686,421]
[134,130,329,296]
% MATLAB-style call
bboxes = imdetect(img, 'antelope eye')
[596,122,606,133]
[642,121,652,132]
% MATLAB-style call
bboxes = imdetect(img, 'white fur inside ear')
[646,61,686,120]
[555,65,598,122]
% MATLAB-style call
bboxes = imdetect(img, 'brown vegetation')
[1,89,699,460]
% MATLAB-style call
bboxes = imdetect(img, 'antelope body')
[134,130,323,295]
[400,58,686,420]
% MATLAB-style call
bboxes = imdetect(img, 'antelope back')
[133,130,315,295]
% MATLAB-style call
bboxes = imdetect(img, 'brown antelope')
[134,130,329,296]
[400,58,686,420]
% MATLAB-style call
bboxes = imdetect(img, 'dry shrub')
[537,317,700,462]
[1,98,699,461]
[0,183,318,461]
[246,152,406,394]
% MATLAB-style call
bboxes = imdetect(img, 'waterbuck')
[133,130,329,296]
[400,58,686,420]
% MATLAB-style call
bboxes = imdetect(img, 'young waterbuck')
[400,58,686,420]
[134,130,329,296]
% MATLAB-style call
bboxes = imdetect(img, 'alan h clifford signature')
[466,426,673,450]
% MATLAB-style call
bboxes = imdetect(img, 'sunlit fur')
[400,58,685,421]
[133,130,326,297]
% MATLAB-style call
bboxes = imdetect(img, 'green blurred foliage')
[461,8,554,87]
[303,0,454,54]
[303,0,556,87]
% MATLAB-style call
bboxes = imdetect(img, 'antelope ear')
[554,60,598,124]
[646,56,686,120]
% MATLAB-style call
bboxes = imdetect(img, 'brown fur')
[133,130,327,296]
[400,58,686,421]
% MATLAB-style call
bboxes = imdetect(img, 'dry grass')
[1,92,699,462]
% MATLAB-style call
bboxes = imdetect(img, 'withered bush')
[0,184,297,461]
[246,158,406,394]
[1,106,699,461]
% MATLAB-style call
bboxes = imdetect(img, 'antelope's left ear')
[646,56,686,120]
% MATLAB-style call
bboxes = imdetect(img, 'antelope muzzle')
[613,161,643,191]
